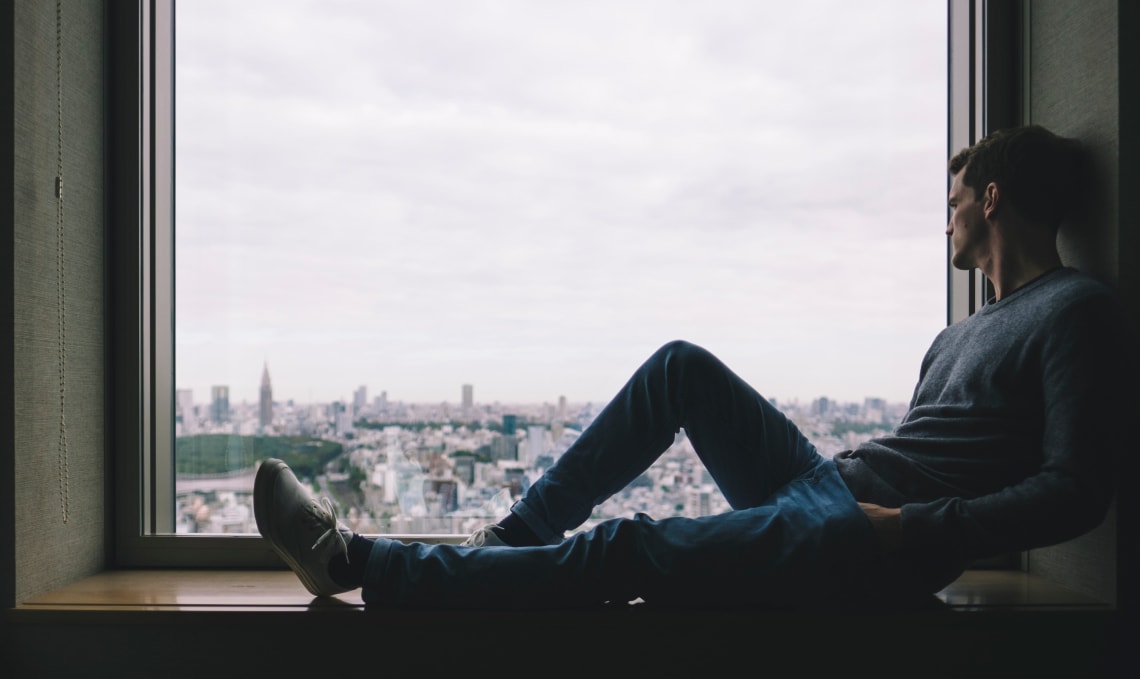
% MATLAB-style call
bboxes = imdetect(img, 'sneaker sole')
[254,458,326,597]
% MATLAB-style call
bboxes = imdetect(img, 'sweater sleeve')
[898,293,1130,576]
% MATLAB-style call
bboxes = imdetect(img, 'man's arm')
[900,292,1129,568]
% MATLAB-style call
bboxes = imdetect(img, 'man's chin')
[949,254,975,271]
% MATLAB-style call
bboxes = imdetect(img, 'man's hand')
[858,502,903,553]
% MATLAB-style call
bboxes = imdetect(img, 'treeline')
[175,434,343,480]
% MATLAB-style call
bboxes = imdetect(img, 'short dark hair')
[948,125,1088,228]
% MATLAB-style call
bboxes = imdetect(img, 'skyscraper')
[259,363,273,431]
[462,383,473,415]
[176,389,195,434]
[353,385,368,414]
[210,385,230,424]
[525,425,547,467]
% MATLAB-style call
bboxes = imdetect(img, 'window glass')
[174,0,947,536]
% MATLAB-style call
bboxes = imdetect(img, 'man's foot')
[462,524,509,547]
[463,512,549,547]
[254,458,354,597]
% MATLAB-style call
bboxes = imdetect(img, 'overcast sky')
[174,0,948,408]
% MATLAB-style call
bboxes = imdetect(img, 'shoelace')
[463,524,499,547]
[310,496,350,563]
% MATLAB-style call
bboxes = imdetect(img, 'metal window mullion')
[151,0,175,535]
[947,0,976,325]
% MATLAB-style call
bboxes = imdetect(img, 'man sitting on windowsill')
[253,125,1134,609]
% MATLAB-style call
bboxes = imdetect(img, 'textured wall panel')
[12,0,105,603]
[1030,0,1119,282]
[1025,0,1119,605]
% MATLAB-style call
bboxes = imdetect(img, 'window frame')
[113,0,993,568]
[113,0,276,567]
[947,0,1022,323]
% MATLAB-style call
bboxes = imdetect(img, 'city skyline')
[176,354,923,407]
[177,362,910,411]
[176,365,905,538]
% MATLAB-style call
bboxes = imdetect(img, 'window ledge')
[3,569,1120,677]
[9,567,1111,614]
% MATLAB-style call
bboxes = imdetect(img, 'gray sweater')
[834,267,1132,589]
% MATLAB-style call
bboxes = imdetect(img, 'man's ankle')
[327,533,374,589]
[497,513,544,547]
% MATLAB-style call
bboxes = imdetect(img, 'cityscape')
[173,364,909,538]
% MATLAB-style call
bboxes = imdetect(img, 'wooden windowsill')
[5,569,1121,678]
[10,568,1112,614]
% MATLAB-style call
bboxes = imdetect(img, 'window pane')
[173,0,947,536]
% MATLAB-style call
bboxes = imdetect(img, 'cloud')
[174,0,947,405]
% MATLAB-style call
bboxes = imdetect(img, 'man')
[254,125,1129,609]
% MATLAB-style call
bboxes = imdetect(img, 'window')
[116,0,956,566]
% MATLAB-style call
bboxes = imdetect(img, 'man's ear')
[983,182,1000,219]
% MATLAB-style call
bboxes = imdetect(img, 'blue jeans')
[362,340,890,609]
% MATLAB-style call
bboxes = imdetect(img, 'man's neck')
[980,251,1057,300]
[982,233,1063,301]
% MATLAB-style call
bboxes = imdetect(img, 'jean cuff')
[509,499,563,545]
[360,536,394,604]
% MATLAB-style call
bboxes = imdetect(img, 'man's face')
[946,167,989,271]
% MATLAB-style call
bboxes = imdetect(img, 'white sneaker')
[462,524,508,547]
[254,458,354,597]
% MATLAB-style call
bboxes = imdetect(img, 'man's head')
[947,124,1086,231]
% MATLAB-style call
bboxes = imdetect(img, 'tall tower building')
[353,385,368,414]
[525,425,547,467]
[462,384,474,415]
[259,363,273,431]
[210,385,230,424]
[176,389,195,434]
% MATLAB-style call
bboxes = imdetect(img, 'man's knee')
[656,339,710,364]
[655,339,724,377]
